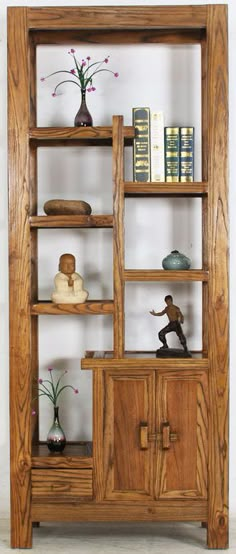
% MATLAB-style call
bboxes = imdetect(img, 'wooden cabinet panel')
[32,469,93,498]
[156,370,208,499]
[103,370,155,500]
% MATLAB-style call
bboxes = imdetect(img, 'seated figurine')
[51,253,88,304]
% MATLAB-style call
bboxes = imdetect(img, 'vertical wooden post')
[112,116,125,357]
[8,8,33,548]
[206,5,229,549]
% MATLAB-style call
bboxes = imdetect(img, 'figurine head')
[59,253,75,275]
[164,295,173,305]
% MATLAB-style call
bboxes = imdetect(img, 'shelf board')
[30,215,114,228]
[32,442,93,468]
[81,351,209,370]
[124,269,209,282]
[31,300,114,315]
[29,126,135,146]
[124,182,208,196]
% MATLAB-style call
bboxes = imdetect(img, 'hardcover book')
[132,107,150,182]
[164,127,180,182]
[180,127,194,182]
[150,111,165,182]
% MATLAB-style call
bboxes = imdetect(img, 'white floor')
[0,519,235,553]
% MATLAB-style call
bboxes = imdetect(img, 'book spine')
[180,127,194,182]
[164,127,180,182]
[150,111,164,182]
[133,107,150,182]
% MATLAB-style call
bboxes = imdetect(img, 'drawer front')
[32,469,93,498]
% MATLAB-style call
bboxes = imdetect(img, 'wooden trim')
[29,215,114,229]
[31,300,114,316]
[8,7,32,549]
[124,182,208,197]
[27,6,207,30]
[32,500,207,521]
[124,270,208,282]
[81,357,209,371]
[113,116,125,357]
[206,5,229,549]
[29,126,135,142]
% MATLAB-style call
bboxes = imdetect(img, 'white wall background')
[1,0,235,523]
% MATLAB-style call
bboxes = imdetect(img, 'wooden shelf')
[124,269,209,282]
[124,182,208,197]
[32,443,93,468]
[29,126,135,146]
[30,215,113,228]
[31,300,114,315]
[81,351,209,370]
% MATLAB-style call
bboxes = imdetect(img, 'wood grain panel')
[103,371,155,500]
[29,126,134,141]
[156,370,208,500]
[32,500,207,522]
[206,5,229,548]
[32,469,93,498]
[8,7,32,548]
[113,116,125,357]
[124,182,208,196]
[81,357,209,371]
[27,6,207,29]
[31,443,93,468]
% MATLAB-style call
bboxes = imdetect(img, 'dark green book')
[164,127,180,182]
[132,107,150,182]
[180,127,194,182]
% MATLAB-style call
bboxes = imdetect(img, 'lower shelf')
[32,442,93,468]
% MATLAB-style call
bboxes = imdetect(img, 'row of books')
[132,107,194,183]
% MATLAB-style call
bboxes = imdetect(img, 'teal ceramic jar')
[162,250,191,270]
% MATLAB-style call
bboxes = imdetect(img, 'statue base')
[156,347,192,358]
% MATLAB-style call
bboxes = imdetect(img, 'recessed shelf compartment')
[29,126,135,146]
[31,300,114,315]
[124,269,208,281]
[124,182,208,197]
[32,442,93,468]
[30,215,114,228]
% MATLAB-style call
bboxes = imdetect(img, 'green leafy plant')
[32,367,78,414]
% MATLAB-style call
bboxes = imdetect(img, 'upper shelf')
[124,182,208,197]
[29,126,135,146]
[30,215,113,228]
[124,270,209,282]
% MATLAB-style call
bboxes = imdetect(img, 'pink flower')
[40,77,45,81]
[32,409,36,416]
[86,56,91,61]
[70,48,75,53]
[91,86,96,92]
[52,92,56,97]
[81,60,86,67]
[70,69,76,74]
[104,57,109,64]
[114,72,119,78]
[48,367,53,372]
[87,87,92,92]
[38,378,43,384]
[74,388,79,394]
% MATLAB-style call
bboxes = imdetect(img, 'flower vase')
[47,406,66,452]
[74,88,93,127]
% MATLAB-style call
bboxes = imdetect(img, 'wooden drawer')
[32,469,93,498]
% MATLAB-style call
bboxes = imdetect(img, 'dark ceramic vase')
[162,250,191,270]
[74,89,93,127]
[47,406,66,452]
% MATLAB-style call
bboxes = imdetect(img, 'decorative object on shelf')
[162,250,191,270]
[33,367,79,452]
[41,49,119,127]
[51,253,89,304]
[150,294,191,358]
[44,199,92,216]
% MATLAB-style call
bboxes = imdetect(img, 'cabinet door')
[155,370,208,499]
[103,370,155,500]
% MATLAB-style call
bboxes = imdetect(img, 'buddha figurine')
[51,253,88,304]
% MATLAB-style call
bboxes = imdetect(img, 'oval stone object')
[44,199,92,216]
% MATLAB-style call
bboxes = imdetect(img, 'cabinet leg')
[207,516,228,549]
